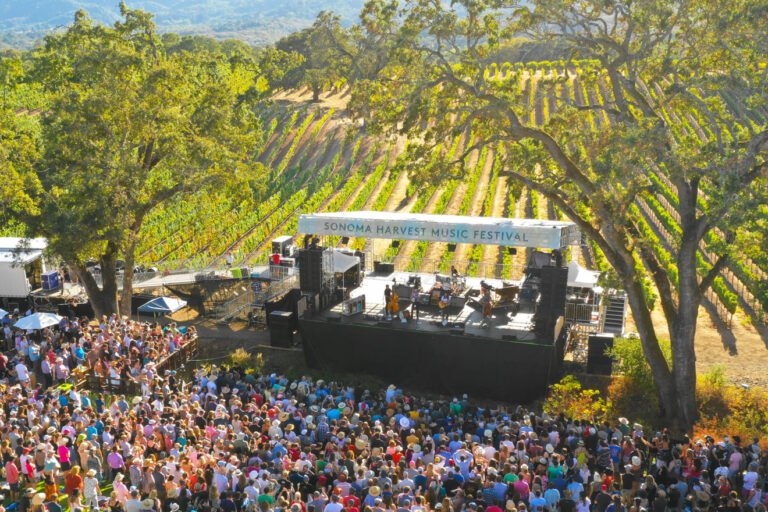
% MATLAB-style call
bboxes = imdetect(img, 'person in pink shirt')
[5,455,20,501]
[113,473,131,504]
[57,438,72,471]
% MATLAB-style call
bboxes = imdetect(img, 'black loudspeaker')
[447,243,457,252]
[392,241,400,248]
[269,311,294,347]
[587,333,615,375]
[534,266,568,337]
[354,250,366,271]
[341,236,350,244]
[507,247,517,255]
[298,248,325,293]
[374,262,394,274]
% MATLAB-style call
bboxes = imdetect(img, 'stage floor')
[319,271,543,343]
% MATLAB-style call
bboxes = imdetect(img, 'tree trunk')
[69,242,120,319]
[119,237,138,318]
[71,263,118,318]
[312,85,321,102]
[672,232,702,429]
[622,275,677,419]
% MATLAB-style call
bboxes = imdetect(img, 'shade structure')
[567,260,600,288]
[137,296,187,315]
[0,308,8,318]
[14,312,63,330]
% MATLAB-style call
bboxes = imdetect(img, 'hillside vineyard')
[124,62,768,325]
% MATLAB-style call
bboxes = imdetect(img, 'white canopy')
[567,260,600,288]
[332,251,360,273]
[298,211,579,249]
[14,312,63,330]
[0,237,47,265]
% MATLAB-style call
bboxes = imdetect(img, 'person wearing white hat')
[83,468,101,509]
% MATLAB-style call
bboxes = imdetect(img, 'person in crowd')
[1,313,767,512]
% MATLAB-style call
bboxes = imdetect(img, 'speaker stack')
[587,333,615,375]
[298,248,325,293]
[534,266,568,337]
[269,310,294,348]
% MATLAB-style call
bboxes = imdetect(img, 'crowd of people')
[0,317,766,512]
[1,311,196,394]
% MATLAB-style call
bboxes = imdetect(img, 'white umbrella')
[14,312,63,330]
[0,308,8,318]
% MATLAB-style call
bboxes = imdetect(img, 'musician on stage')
[480,284,493,327]
[439,290,451,326]
[384,284,393,319]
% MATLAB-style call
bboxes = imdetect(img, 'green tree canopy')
[20,3,266,316]
[348,0,768,428]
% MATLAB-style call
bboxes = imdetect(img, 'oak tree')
[349,0,768,428]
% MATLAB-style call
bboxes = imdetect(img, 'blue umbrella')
[0,308,8,318]
[14,312,63,330]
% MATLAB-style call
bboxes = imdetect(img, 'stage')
[292,211,579,403]
[299,271,568,403]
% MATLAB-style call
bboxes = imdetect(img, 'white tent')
[567,260,600,289]
[14,312,63,330]
[332,251,360,273]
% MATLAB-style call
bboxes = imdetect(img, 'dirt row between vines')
[452,148,495,274]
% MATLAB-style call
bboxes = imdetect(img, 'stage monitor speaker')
[298,248,325,293]
[450,327,465,335]
[326,313,342,323]
[534,266,568,336]
[502,334,518,341]
[587,333,615,375]
[269,311,294,347]
[376,262,395,274]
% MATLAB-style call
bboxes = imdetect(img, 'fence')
[213,267,298,322]
[78,336,200,395]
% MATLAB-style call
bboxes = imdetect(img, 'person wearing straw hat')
[31,492,48,512]
[83,468,101,509]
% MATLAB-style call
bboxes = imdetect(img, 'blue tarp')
[137,296,187,314]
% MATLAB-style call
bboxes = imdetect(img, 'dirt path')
[630,300,768,387]
[509,188,529,279]
[482,175,508,277]
[418,182,468,272]
[394,188,443,270]
[277,86,352,112]
[453,148,495,273]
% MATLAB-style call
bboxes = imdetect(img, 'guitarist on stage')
[439,290,451,326]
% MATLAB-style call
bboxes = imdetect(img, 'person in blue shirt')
[94,395,105,414]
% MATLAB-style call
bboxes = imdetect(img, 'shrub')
[229,348,265,374]
[543,375,609,422]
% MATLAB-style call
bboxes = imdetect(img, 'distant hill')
[0,0,365,49]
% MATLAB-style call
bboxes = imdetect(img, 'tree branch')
[698,252,730,297]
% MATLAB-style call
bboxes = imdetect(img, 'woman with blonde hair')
[64,465,84,498]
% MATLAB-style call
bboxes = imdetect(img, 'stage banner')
[298,212,576,249]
